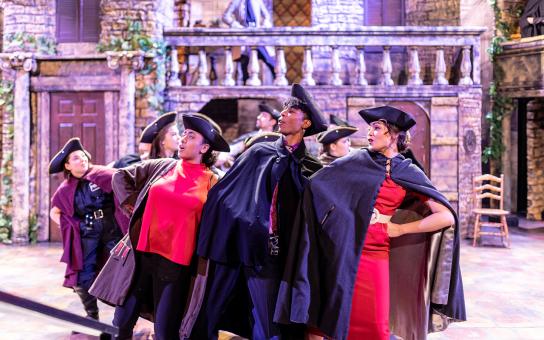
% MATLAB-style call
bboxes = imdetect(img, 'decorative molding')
[106,51,145,71]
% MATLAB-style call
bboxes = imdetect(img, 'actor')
[316,115,358,165]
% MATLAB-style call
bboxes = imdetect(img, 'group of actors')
[49,83,466,340]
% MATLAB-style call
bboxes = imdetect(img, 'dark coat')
[274,149,466,340]
[197,137,322,266]
[50,165,130,288]
[89,159,178,308]
[521,0,544,37]
[112,153,142,169]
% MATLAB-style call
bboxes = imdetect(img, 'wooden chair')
[472,174,510,247]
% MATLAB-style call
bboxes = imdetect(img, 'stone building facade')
[0,0,492,244]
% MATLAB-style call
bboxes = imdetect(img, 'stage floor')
[1,228,543,339]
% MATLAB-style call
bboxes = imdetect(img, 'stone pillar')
[526,99,544,221]
[106,51,144,156]
[0,52,36,244]
[458,91,483,238]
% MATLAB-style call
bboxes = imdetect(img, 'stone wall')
[311,0,364,29]
[526,99,544,220]
[101,0,175,144]
[406,0,460,26]
[1,0,55,51]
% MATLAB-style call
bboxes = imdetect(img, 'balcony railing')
[164,26,486,87]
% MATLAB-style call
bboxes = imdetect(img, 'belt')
[369,208,392,225]
[84,209,105,222]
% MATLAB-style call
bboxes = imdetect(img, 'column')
[106,51,144,157]
[0,52,36,244]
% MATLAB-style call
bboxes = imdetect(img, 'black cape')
[275,149,466,340]
[197,137,322,267]
[112,153,141,169]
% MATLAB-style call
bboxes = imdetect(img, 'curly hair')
[379,119,411,152]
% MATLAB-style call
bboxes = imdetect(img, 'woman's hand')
[387,221,404,238]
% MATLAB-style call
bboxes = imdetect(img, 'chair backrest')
[473,174,504,210]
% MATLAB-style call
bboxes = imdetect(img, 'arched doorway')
[387,101,431,175]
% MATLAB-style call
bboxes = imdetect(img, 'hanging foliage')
[483,0,524,165]
[0,80,14,244]
[97,19,168,113]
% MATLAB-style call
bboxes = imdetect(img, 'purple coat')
[50,165,129,288]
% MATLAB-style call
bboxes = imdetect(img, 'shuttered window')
[365,0,405,26]
[56,0,100,42]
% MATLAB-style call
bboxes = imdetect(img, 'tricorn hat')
[49,137,91,174]
[182,114,230,152]
[139,112,178,144]
[258,103,281,121]
[290,84,328,136]
[317,126,358,145]
[244,132,282,149]
[358,106,416,131]
[329,115,356,128]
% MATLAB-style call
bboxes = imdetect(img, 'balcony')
[164,26,486,88]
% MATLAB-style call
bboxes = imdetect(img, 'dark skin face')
[278,107,311,145]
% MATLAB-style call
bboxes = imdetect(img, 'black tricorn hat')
[329,115,355,128]
[290,84,328,136]
[139,112,178,144]
[182,114,230,152]
[244,132,282,149]
[317,126,358,145]
[49,137,91,174]
[358,106,416,131]
[258,103,280,120]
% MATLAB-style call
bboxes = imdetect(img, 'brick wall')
[526,99,544,221]
[406,0,460,26]
[101,0,175,141]
[1,0,55,51]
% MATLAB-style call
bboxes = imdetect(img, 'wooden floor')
[1,228,543,339]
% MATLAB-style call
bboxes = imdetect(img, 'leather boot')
[74,286,99,320]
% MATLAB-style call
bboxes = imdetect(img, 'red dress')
[347,175,406,340]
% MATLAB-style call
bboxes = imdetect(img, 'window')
[365,0,405,26]
[56,0,101,43]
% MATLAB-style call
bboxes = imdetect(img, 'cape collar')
[274,136,307,164]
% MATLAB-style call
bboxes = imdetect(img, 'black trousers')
[192,256,304,340]
[113,252,192,340]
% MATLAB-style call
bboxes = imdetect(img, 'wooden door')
[388,101,430,175]
[49,92,105,241]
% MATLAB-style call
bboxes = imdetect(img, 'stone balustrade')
[164,26,486,87]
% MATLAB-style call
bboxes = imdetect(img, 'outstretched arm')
[388,200,455,237]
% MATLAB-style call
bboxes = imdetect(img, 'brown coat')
[89,158,179,307]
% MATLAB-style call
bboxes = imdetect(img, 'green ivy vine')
[4,32,57,54]
[97,20,168,113]
[483,0,524,164]
[0,80,14,244]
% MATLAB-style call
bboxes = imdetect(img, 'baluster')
[379,46,394,86]
[196,48,210,86]
[458,45,473,85]
[433,47,448,85]
[222,47,236,86]
[246,46,262,86]
[330,46,343,86]
[357,46,368,86]
[274,46,288,86]
[167,48,182,87]
[408,47,423,85]
[301,46,316,86]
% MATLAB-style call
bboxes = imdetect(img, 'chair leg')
[472,214,481,247]
[502,215,510,248]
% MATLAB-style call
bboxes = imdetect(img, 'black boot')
[74,286,99,320]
